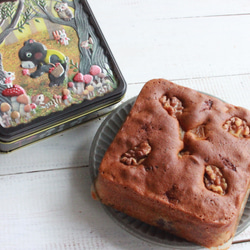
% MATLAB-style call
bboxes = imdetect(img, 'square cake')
[93,79,250,249]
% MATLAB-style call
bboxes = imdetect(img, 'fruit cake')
[92,79,250,249]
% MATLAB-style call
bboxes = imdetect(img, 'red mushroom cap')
[68,82,74,88]
[83,74,93,84]
[30,103,37,109]
[62,95,68,100]
[89,65,101,76]
[2,84,26,97]
[73,72,84,82]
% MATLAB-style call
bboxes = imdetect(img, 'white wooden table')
[1,0,250,249]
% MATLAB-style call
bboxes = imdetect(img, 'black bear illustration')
[18,39,68,87]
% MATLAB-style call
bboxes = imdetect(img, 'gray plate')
[89,96,250,249]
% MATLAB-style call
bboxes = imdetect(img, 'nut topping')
[159,95,183,117]
[204,165,227,195]
[190,125,206,139]
[223,117,250,138]
[120,141,151,166]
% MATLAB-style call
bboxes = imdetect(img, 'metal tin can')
[0,0,126,152]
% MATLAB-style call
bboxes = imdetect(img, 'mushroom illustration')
[17,94,30,116]
[62,89,72,106]
[102,83,109,93]
[68,81,76,93]
[86,85,95,99]
[89,65,102,82]
[62,95,68,105]
[89,65,101,76]
[0,102,11,127]
[1,113,11,127]
[30,103,37,114]
[73,72,85,94]
[92,82,104,96]
[1,102,11,116]
[11,111,21,124]
[2,84,26,98]
[83,74,93,86]
[2,85,27,113]
[82,89,89,99]
[53,94,58,103]
[24,104,32,120]
[98,72,106,83]
[105,79,113,91]
[58,95,62,104]
[97,84,106,96]
[53,94,62,104]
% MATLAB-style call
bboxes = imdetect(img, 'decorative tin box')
[0,0,126,152]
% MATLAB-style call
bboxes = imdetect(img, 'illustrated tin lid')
[0,0,126,141]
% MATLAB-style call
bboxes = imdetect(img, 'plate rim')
[89,95,250,249]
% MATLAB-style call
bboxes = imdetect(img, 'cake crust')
[94,79,250,248]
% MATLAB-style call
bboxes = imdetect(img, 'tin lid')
[0,0,126,142]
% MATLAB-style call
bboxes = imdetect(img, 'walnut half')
[159,95,183,117]
[189,125,206,139]
[223,117,250,138]
[120,141,151,166]
[204,165,227,195]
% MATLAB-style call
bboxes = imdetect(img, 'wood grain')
[88,0,250,84]
[0,167,164,250]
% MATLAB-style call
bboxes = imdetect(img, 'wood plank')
[88,0,250,19]
[0,118,104,174]
[0,167,164,249]
[0,167,249,249]
[88,1,250,83]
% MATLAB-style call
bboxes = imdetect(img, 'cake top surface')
[99,79,250,224]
